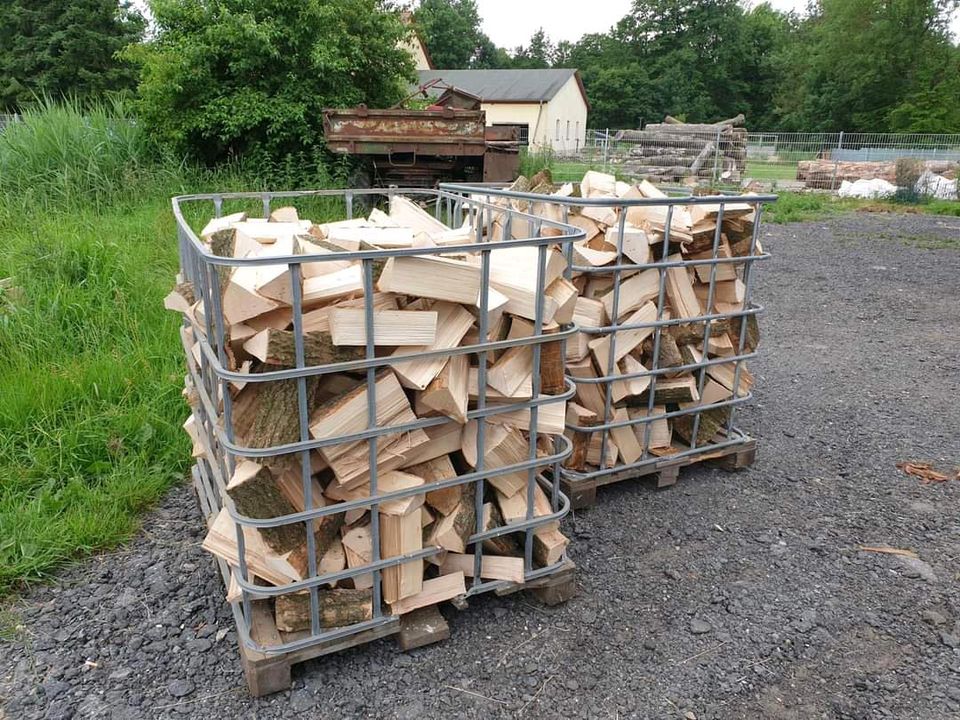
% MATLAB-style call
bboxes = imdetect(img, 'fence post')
[711,126,723,185]
[831,130,844,191]
[603,128,609,172]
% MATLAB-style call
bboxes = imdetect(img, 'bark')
[482,502,520,556]
[673,407,731,447]
[225,464,304,555]
[256,329,365,368]
[275,588,373,633]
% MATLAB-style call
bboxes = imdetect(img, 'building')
[416,69,589,153]
[400,12,434,70]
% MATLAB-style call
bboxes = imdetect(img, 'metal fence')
[0,113,20,131]
[176,187,580,658]
[554,130,960,191]
[444,181,777,504]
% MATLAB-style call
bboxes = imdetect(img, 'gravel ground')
[2,212,959,720]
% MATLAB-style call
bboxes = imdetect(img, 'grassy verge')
[0,99,260,594]
[0,199,189,591]
[764,191,960,224]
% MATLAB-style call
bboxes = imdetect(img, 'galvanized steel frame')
[441,182,776,486]
[172,187,584,656]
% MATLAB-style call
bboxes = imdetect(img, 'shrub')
[127,0,415,184]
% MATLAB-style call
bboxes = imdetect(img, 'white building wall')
[481,102,548,147]
[543,76,588,154]
[401,37,433,70]
[479,81,588,153]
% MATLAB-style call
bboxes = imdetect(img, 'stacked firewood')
[168,195,570,632]
[796,159,958,189]
[615,114,748,183]
[497,170,761,476]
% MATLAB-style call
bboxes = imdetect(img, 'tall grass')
[0,98,355,593]
[0,99,198,592]
[0,201,189,589]
[0,96,183,212]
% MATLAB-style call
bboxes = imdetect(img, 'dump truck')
[322,84,520,187]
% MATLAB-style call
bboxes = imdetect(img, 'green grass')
[745,159,800,182]
[763,191,960,224]
[0,198,191,591]
[0,99,385,595]
[0,99,267,594]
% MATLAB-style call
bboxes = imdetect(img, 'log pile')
[168,195,570,633]
[616,114,748,183]
[500,170,762,476]
[796,159,958,189]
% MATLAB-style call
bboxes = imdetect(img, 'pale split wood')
[388,572,467,616]
[417,352,469,424]
[329,309,438,347]
[389,302,474,390]
[439,553,525,584]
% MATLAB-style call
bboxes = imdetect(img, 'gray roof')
[417,69,582,104]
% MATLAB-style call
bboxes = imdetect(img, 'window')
[575,121,580,138]
[556,119,560,141]
[566,120,570,140]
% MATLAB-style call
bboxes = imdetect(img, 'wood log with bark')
[615,114,749,182]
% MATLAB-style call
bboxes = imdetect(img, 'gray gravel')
[2,211,960,719]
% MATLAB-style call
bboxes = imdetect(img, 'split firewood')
[505,169,765,478]
[427,485,476,554]
[182,199,577,626]
[480,502,521,556]
[378,471,425,604]
[440,552,525,583]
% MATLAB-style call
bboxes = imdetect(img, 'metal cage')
[173,188,584,656]
[442,181,776,496]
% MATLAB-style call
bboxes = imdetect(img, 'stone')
[895,556,938,583]
[167,679,195,698]
[922,610,948,627]
[289,690,317,712]
[42,680,71,699]
[940,632,960,649]
[186,638,212,653]
[690,619,712,635]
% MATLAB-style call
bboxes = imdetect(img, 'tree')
[567,0,768,128]
[128,0,414,170]
[512,29,555,69]
[414,0,506,68]
[0,1,145,110]
[777,0,960,131]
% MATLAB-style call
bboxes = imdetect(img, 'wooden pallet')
[561,437,757,509]
[190,465,577,697]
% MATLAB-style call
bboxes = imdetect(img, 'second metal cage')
[442,180,776,495]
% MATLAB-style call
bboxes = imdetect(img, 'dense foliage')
[0,0,145,110]
[777,0,960,132]
[414,0,510,68]
[127,0,414,173]
[415,0,960,132]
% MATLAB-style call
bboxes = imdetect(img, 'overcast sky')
[475,0,960,50]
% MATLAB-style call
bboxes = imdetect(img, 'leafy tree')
[0,1,145,110]
[512,29,555,69]
[568,0,762,128]
[127,0,413,170]
[777,0,960,131]
[414,0,506,68]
